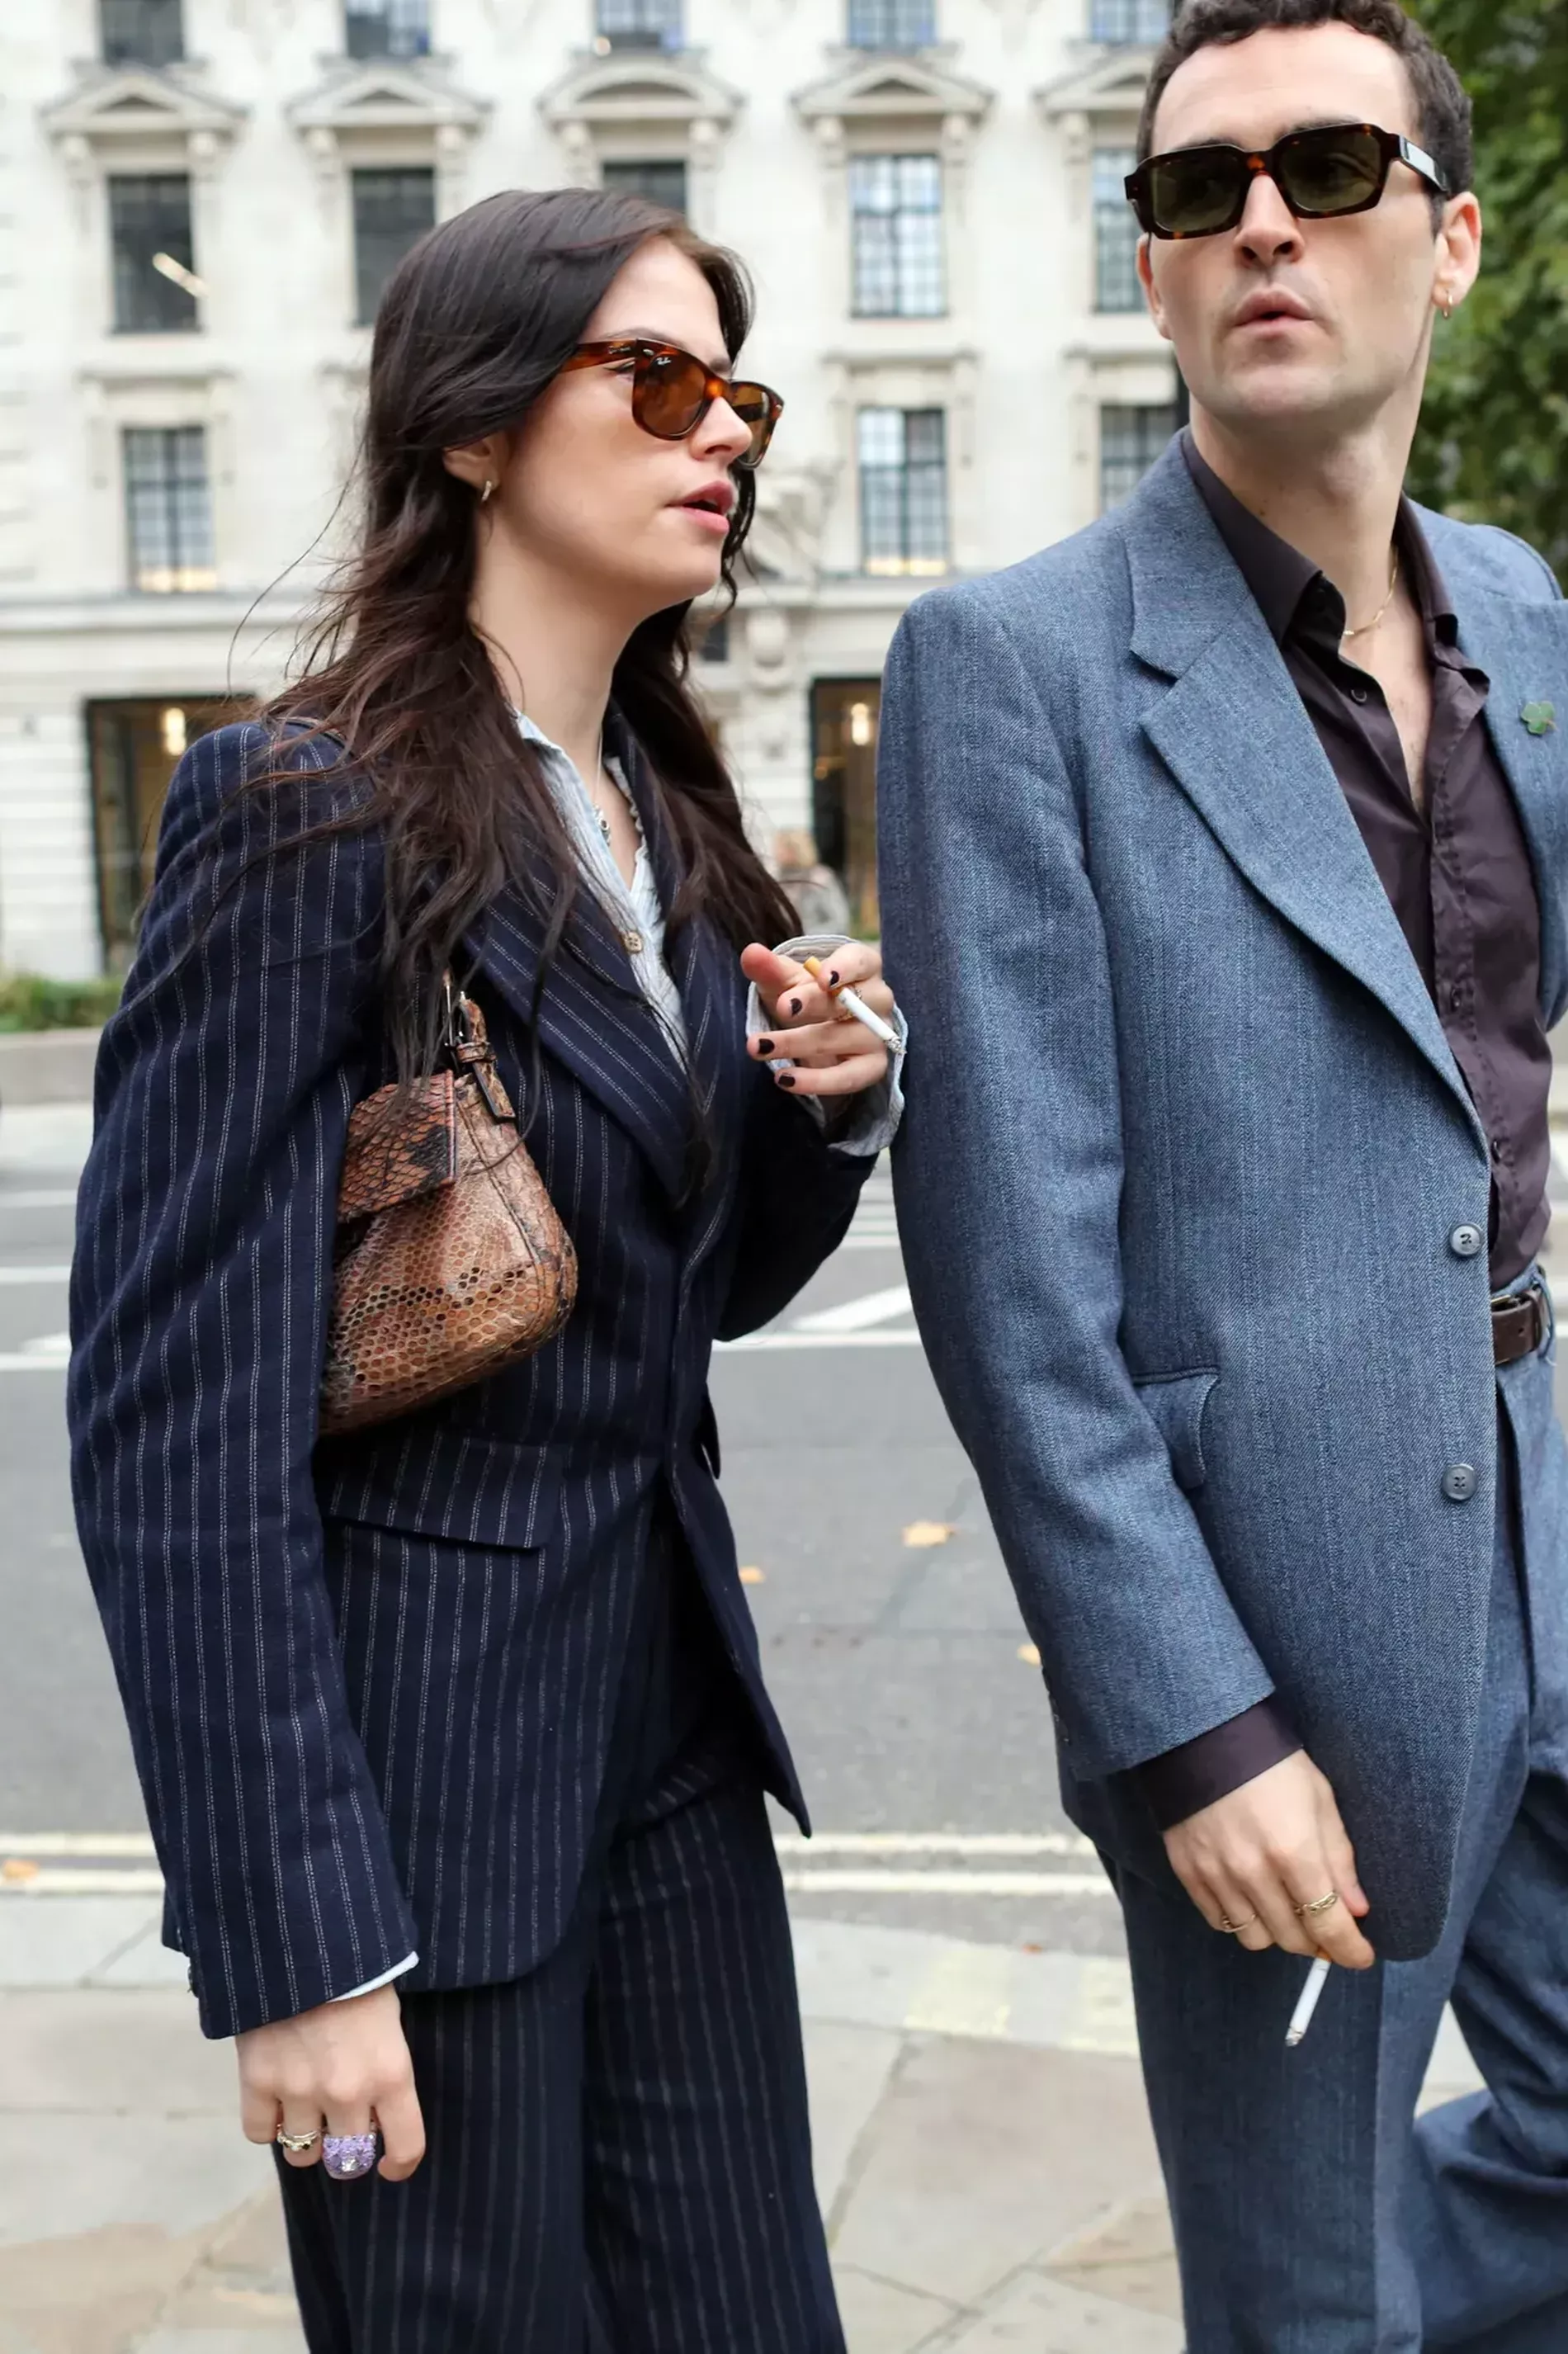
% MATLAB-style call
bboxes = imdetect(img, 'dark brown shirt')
[1139,433,1552,1832]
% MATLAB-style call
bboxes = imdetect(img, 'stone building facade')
[0,0,1174,977]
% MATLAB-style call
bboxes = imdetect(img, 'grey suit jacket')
[877,439,1568,1959]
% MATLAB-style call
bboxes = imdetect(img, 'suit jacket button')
[1443,1463,1477,1502]
[621,930,644,955]
[1448,1225,1483,1259]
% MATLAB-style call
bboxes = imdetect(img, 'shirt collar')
[1179,427,1462,658]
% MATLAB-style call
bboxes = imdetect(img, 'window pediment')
[43,66,247,155]
[794,54,991,127]
[1037,51,1155,122]
[288,60,489,141]
[541,53,743,133]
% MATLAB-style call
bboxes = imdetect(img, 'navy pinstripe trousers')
[276,1529,845,2353]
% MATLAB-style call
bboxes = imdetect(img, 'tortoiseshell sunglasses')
[560,338,783,468]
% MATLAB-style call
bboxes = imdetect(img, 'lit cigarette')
[1286,1955,1331,2047]
[801,955,904,1055]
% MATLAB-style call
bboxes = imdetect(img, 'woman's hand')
[739,940,895,1099]
[237,1982,426,2181]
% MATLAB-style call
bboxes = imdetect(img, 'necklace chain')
[1342,548,1400,641]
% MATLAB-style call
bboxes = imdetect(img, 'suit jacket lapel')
[615,731,749,1231]
[1124,444,1484,1148]
[466,869,695,1202]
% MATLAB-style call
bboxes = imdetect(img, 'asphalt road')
[5,1125,1567,1961]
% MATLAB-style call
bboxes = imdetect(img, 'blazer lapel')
[466,871,695,1202]
[1124,446,1484,1148]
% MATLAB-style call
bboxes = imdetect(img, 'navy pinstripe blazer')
[68,721,870,2040]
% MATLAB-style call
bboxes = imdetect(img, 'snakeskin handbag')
[319,981,577,1435]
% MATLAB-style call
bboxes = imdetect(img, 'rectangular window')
[595,0,683,52]
[345,0,432,59]
[124,427,215,593]
[858,407,948,576]
[849,155,945,319]
[1099,403,1178,511]
[1089,0,1169,40]
[848,0,936,46]
[100,0,184,65]
[352,168,437,326]
[344,0,432,57]
[601,159,689,215]
[1093,148,1141,313]
[108,175,197,333]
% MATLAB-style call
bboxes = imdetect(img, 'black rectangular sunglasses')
[1125,122,1451,240]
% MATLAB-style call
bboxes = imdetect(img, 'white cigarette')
[1286,1955,1332,2046]
[801,957,904,1055]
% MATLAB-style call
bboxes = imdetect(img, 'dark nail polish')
[788,995,803,1016]
[756,1037,776,1056]
[774,1071,796,1089]
[827,968,841,988]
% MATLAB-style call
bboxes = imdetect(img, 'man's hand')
[1164,1751,1377,1967]
[237,1982,425,2181]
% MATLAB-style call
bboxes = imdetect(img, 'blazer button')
[621,930,644,955]
[1448,1225,1484,1259]
[1443,1463,1478,1503]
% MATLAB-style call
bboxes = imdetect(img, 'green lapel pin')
[1521,700,1556,736]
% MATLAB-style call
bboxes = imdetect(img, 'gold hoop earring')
[479,479,495,504]
[1439,294,1453,319]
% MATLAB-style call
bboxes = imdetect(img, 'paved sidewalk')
[0,1895,1485,2354]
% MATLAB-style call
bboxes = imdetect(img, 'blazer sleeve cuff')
[1137,1697,1303,1831]
[330,1952,420,2004]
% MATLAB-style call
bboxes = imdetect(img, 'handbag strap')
[442,971,512,1123]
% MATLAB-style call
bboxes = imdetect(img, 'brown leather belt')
[1492,1282,1550,1367]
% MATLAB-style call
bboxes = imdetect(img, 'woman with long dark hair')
[68,188,903,2350]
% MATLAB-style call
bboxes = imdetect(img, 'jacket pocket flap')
[316,1427,561,1550]
[1133,1370,1219,1494]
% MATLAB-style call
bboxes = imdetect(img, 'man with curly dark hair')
[881,1,1568,2343]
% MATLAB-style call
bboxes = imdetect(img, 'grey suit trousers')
[1117,1341,1568,2352]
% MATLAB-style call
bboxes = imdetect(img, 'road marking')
[0,1331,69,1371]
[0,1870,166,1896]
[717,1329,923,1352]
[781,1869,1114,1897]
[0,1265,70,1284]
[0,1833,158,1856]
[0,1190,78,1210]
[774,1832,1096,1857]
[793,1284,913,1335]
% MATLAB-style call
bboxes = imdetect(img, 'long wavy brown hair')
[260,185,796,1092]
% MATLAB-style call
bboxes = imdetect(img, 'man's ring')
[275,2125,320,2154]
[1295,1890,1340,1919]
[323,2132,381,2181]
[1219,1912,1259,1934]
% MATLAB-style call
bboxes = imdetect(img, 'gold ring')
[1219,1913,1259,1934]
[275,2125,321,2154]
[1295,1890,1339,1919]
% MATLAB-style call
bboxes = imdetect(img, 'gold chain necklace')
[1341,549,1400,642]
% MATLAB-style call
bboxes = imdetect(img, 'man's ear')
[1136,234,1172,343]
[1434,190,1482,315]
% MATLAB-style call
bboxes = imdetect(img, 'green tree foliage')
[1405,0,1568,574]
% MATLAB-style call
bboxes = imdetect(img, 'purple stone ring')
[322,2132,380,2181]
